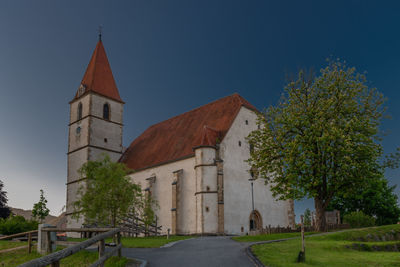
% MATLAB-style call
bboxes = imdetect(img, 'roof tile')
[73,40,123,103]
[120,93,257,171]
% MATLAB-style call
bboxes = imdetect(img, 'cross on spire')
[98,25,103,41]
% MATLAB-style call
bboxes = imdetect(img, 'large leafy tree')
[247,60,387,231]
[73,155,142,228]
[32,189,50,223]
[328,176,400,225]
[0,180,10,219]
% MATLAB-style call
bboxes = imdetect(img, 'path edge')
[245,245,265,267]
[127,256,148,267]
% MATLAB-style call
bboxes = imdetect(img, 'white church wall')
[70,94,90,122]
[88,147,122,162]
[194,147,219,233]
[202,192,218,233]
[90,94,123,124]
[66,180,85,214]
[66,147,121,232]
[220,107,290,235]
[129,157,197,235]
[68,118,89,152]
[67,148,88,183]
[89,118,123,151]
[67,214,85,229]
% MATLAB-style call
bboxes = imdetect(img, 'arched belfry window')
[77,102,82,120]
[103,103,110,120]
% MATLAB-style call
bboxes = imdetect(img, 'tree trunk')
[314,197,326,232]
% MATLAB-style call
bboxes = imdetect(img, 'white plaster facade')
[220,107,291,234]
[128,157,197,235]
[66,41,293,235]
[128,106,293,235]
[66,93,123,231]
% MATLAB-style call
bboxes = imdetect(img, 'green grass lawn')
[0,240,28,250]
[251,224,400,267]
[232,232,316,242]
[115,235,192,248]
[68,235,192,248]
[0,243,127,267]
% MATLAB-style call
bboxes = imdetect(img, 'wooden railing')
[0,230,37,253]
[19,228,121,267]
[84,214,162,237]
[118,215,162,236]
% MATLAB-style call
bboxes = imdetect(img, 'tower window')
[104,138,108,143]
[245,120,248,125]
[77,102,82,120]
[103,103,110,120]
[238,141,242,147]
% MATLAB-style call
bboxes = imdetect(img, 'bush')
[343,211,375,228]
[0,215,38,235]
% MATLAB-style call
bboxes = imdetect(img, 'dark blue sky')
[0,1,399,218]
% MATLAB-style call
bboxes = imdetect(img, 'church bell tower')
[66,37,124,228]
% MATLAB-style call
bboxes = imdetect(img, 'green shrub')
[0,215,38,235]
[343,211,375,228]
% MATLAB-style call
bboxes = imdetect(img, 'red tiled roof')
[72,40,123,103]
[120,93,258,171]
[195,125,222,148]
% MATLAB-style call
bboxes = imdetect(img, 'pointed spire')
[98,25,102,42]
[73,38,123,103]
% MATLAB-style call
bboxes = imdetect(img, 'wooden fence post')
[117,232,121,258]
[99,239,105,267]
[28,232,32,254]
[47,231,52,253]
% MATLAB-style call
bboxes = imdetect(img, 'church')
[66,38,295,235]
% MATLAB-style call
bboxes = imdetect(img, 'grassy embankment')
[0,243,128,267]
[233,232,316,242]
[0,240,28,250]
[250,224,400,267]
[68,235,192,248]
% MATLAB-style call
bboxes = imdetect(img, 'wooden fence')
[19,228,121,267]
[0,230,37,253]
[118,215,161,237]
[83,215,162,237]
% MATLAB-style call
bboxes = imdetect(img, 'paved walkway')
[122,236,255,267]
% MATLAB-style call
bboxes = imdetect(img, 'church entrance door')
[249,210,262,231]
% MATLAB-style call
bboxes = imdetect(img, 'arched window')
[103,103,110,120]
[77,102,82,120]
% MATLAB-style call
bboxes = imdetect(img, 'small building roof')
[120,93,258,171]
[72,40,123,103]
